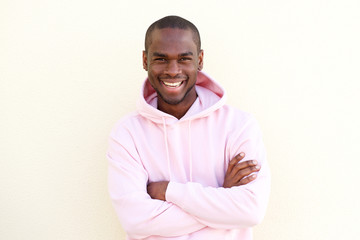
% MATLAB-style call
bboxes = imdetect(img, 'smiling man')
[107,16,271,240]
[143,27,201,119]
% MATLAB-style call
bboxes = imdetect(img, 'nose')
[164,60,181,77]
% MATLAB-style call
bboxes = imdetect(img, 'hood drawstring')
[188,120,193,182]
[162,117,194,182]
[162,117,172,180]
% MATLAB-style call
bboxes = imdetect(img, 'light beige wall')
[1,0,359,239]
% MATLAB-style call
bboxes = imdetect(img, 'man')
[107,15,270,240]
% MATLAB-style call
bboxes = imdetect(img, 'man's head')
[144,15,201,54]
[142,16,204,118]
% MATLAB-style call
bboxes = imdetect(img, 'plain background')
[1,0,359,239]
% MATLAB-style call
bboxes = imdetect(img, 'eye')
[179,57,192,62]
[154,58,166,62]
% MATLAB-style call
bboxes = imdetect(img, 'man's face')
[143,28,203,106]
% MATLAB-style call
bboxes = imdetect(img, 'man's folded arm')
[165,117,271,229]
[107,133,206,239]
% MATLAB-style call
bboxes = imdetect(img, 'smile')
[161,81,184,88]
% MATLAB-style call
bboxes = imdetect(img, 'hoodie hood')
[137,71,227,124]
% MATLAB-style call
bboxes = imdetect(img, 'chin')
[162,96,186,105]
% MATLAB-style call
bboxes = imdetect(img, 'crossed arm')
[108,117,270,238]
[147,152,260,201]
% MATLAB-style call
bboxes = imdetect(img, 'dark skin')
[143,28,203,119]
[223,152,260,188]
[147,152,260,201]
[144,28,260,200]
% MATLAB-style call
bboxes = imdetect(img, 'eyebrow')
[152,52,167,57]
[152,52,194,58]
[179,52,194,57]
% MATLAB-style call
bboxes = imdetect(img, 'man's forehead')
[148,28,197,52]
[153,28,191,41]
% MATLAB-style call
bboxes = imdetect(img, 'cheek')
[181,62,198,71]
[185,64,199,74]
[148,64,164,75]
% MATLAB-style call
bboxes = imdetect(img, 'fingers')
[226,152,245,175]
[238,174,257,185]
[227,166,260,188]
[234,164,260,181]
[229,158,259,179]
[234,159,258,173]
[224,152,261,188]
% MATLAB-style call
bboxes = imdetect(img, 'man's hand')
[147,181,169,201]
[223,152,260,188]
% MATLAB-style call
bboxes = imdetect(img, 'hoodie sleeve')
[165,116,271,229]
[107,125,206,239]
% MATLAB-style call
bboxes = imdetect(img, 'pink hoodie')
[107,72,271,240]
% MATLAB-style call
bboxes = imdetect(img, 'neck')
[158,91,197,119]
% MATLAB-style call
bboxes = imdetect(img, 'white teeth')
[163,81,182,87]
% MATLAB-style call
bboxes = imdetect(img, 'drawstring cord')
[162,117,193,182]
[162,117,172,180]
[188,120,193,182]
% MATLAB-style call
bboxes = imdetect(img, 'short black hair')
[144,15,201,53]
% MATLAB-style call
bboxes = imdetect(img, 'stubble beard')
[156,81,196,106]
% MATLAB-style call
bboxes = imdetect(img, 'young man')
[107,16,271,240]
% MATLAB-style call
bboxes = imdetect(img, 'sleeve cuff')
[166,181,187,207]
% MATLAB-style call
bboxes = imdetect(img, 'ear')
[197,50,204,71]
[142,51,148,71]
